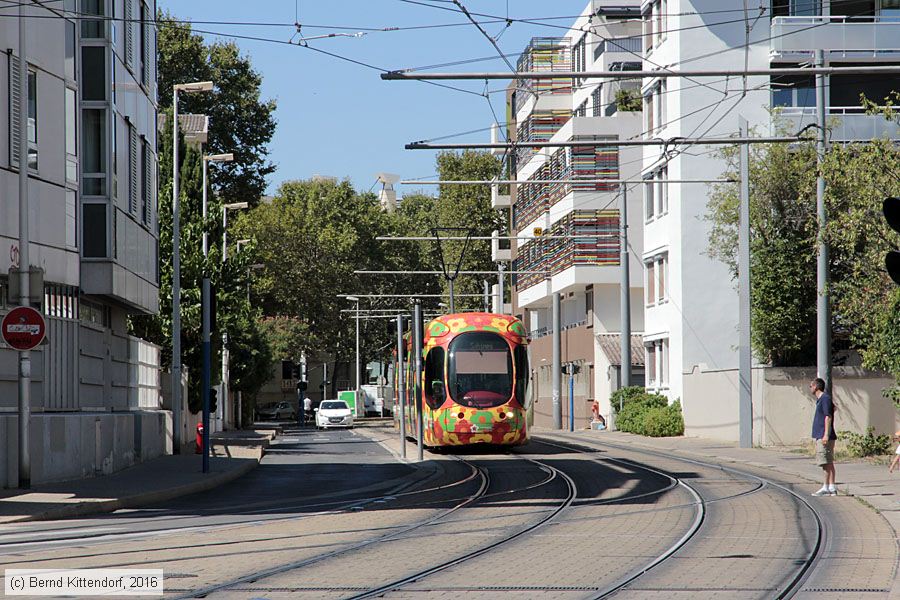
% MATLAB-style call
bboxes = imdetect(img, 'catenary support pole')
[620,185,631,391]
[448,279,455,313]
[397,316,406,459]
[171,87,183,454]
[201,156,211,472]
[552,293,562,430]
[815,49,831,392]
[483,280,490,312]
[355,299,362,416]
[413,303,424,461]
[17,2,30,489]
[738,117,753,449]
[498,263,505,314]
[568,365,575,432]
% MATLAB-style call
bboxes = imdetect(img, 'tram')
[395,312,532,447]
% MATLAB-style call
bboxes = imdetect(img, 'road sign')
[1,306,46,350]
[533,227,543,236]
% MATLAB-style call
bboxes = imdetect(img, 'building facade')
[504,0,647,428]
[640,0,900,440]
[0,0,164,487]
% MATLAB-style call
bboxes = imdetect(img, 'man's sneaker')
[827,489,838,496]
[811,488,831,497]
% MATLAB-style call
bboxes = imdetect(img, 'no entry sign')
[2,306,46,351]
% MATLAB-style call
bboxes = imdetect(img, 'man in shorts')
[809,378,837,496]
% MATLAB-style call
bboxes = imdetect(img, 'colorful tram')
[395,312,532,447]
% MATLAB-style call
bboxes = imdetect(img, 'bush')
[643,401,685,437]
[838,427,892,457]
[615,88,642,112]
[612,387,675,435]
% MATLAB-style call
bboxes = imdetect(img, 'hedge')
[611,387,684,437]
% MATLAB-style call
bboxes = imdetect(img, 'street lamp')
[200,151,233,472]
[346,296,362,417]
[172,80,213,456]
[220,201,248,432]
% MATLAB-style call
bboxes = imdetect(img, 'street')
[1,425,895,599]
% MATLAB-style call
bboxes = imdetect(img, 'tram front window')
[449,332,513,408]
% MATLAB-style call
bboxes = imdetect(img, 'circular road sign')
[2,306,46,351]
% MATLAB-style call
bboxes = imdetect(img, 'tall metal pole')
[171,87,183,454]
[355,299,362,416]
[619,185,631,390]
[483,280,490,312]
[552,293,562,430]
[498,263,506,314]
[201,158,211,472]
[815,49,831,392]
[396,316,407,459]
[448,279,455,313]
[17,2,31,489]
[221,207,229,430]
[738,117,753,449]
[568,366,575,432]
[413,303,424,461]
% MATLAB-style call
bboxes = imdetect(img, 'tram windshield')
[448,332,513,408]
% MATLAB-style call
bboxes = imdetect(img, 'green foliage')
[615,88,641,112]
[157,11,276,205]
[838,427,892,457]
[643,400,686,437]
[883,386,900,411]
[258,317,311,364]
[613,388,669,434]
[610,386,650,413]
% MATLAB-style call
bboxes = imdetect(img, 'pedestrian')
[304,396,313,425]
[809,378,838,496]
[889,429,900,474]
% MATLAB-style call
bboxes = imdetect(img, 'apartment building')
[640,0,900,440]
[0,0,165,487]
[503,0,647,428]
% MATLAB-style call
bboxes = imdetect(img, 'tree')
[157,11,276,205]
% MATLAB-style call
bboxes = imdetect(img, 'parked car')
[316,400,354,429]
[256,401,296,421]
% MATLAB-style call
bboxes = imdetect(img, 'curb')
[5,458,260,524]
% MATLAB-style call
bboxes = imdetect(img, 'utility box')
[338,390,358,413]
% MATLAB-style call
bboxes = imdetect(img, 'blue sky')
[158,0,590,197]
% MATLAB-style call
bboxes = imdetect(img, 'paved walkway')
[0,453,258,525]
[536,427,900,535]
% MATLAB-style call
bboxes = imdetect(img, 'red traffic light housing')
[884,197,900,286]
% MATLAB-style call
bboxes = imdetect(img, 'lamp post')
[220,201,248,431]
[346,296,362,417]
[200,152,232,471]
[171,80,212,455]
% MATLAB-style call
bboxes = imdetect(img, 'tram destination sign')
[2,306,46,351]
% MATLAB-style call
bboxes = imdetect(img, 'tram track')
[532,435,826,600]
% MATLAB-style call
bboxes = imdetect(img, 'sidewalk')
[0,451,260,525]
[536,428,900,534]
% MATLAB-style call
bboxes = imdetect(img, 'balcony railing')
[771,15,900,54]
[515,37,572,114]
[776,106,900,141]
[513,140,620,229]
[593,36,642,61]
[516,110,571,166]
[514,210,620,291]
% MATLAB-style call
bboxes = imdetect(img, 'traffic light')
[208,388,218,414]
[296,380,308,393]
[884,197,900,285]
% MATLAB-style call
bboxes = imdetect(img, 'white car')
[315,400,354,429]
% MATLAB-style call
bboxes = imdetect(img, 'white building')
[0,0,165,487]
[639,0,900,440]
[505,0,647,427]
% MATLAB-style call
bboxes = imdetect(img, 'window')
[140,2,149,85]
[643,0,667,52]
[82,109,106,196]
[591,86,603,117]
[645,339,669,389]
[575,99,588,117]
[124,0,134,68]
[423,347,446,409]
[657,253,667,303]
[449,332,513,408]
[572,35,586,87]
[141,138,151,225]
[82,46,106,101]
[81,0,104,39]
[646,260,655,305]
[644,175,655,220]
[644,89,654,132]
[514,345,530,409]
[585,287,594,326]
[82,203,107,258]
[26,70,36,170]
[65,20,75,80]
[65,88,77,182]
[656,166,668,216]
[646,253,668,305]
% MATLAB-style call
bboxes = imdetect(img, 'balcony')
[492,230,512,262]
[771,16,900,57]
[491,183,511,209]
[514,37,572,115]
[775,107,900,141]
[514,210,620,298]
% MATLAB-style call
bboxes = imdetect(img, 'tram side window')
[514,345,530,408]
[424,347,446,409]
